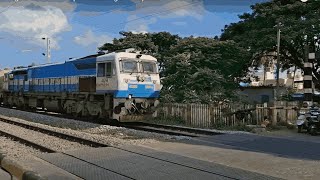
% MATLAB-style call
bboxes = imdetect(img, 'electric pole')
[275,22,281,101]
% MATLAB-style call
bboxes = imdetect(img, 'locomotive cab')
[96,50,161,122]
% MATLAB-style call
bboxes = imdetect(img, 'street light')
[42,37,51,63]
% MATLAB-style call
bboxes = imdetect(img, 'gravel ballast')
[0,121,89,152]
[0,107,190,147]
[0,136,43,160]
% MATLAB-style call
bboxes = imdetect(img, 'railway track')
[0,105,223,137]
[122,122,223,137]
[0,117,108,153]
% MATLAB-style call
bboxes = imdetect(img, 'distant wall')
[239,87,287,104]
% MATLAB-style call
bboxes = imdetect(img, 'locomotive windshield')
[122,60,138,73]
[120,59,157,74]
[142,61,157,73]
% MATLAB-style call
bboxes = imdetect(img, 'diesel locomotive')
[0,49,161,122]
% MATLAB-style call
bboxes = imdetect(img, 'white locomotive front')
[96,49,161,121]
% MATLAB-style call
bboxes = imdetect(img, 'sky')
[0,0,268,69]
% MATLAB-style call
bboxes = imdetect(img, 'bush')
[277,121,288,127]
[286,123,296,130]
[275,121,296,130]
[211,120,226,129]
[212,121,252,132]
[266,124,281,131]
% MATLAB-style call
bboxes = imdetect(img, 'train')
[0,48,162,122]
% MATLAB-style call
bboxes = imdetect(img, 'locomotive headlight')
[128,94,132,99]
[153,80,157,84]
[124,79,129,83]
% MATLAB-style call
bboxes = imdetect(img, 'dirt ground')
[140,129,320,180]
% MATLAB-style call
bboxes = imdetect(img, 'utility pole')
[275,23,281,101]
[272,23,281,125]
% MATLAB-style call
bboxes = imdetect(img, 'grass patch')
[266,124,282,131]
[212,122,253,132]
[147,115,186,126]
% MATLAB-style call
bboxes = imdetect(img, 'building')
[239,86,287,104]
[240,53,306,103]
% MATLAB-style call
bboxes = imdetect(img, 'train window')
[106,62,112,77]
[121,61,138,73]
[24,75,28,81]
[98,63,106,77]
[142,62,157,73]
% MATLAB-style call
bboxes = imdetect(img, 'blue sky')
[0,0,268,68]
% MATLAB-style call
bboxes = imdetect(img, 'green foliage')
[162,37,251,103]
[99,32,251,103]
[266,124,282,131]
[221,0,320,85]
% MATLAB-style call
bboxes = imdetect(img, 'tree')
[99,31,180,75]
[162,37,251,103]
[99,32,251,103]
[221,0,320,85]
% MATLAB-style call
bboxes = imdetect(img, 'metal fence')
[155,101,300,128]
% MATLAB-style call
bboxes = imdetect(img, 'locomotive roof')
[11,53,102,71]
[10,50,155,72]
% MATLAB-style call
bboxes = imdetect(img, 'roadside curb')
[0,153,45,180]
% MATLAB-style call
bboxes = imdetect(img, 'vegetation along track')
[0,117,108,153]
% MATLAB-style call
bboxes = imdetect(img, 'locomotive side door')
[96,60,117,93]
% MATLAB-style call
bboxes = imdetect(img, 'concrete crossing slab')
[37,146,280,180]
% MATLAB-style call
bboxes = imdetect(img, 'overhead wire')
[114,1,201,28]
[80,3,136,19]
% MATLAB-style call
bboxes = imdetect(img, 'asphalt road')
[189,133,320,160]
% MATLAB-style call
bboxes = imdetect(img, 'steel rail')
[123,122,223,136]
[0,117,108,148]
[121,124,198,137]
